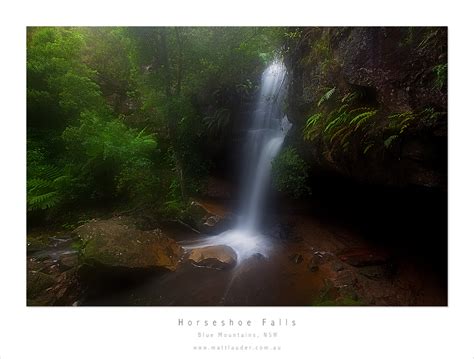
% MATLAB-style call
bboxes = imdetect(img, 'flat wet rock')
[188,245,237,270]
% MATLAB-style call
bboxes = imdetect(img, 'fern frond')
[329,126,349,144]
[27,178,51,191]
[384,135,399,148]
[27,191,61,211]
[324,112,348,133]
[349,110,377,130]
[341,91,358,104]
[303,113,323,141]
[317,87,336,107]
[27,164,66,212]
[363,143,375,155]
[38,165,63,180]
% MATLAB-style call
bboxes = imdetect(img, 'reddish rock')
[188,245,237,270]
[337,248,390,267]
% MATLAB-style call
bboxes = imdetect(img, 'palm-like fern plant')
[27,164,68,211]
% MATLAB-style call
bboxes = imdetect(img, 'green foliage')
[271,147,311,199]
[27,169,64,211]
[417,28,441,50]
[312,279,365,306]
[433,63,447,90]
[160,179,189,220]
[380,107,445,154]
[300,28,338,75]
[388,111,415,134]
[27,27,109,131]
[204,108,231,135]
[384,135,399,149]
[302,113,323,141]
[284,29,302,40]
[317,87,336,107]
[27,143,69,212]
[235,79,255,98]
[388,107,444,136]
[62,112,156,162]
[61,111,157,203]
[303,88,378,152]
[27,27,287,222]
[363,143,375,155]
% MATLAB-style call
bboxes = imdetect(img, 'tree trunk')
[158,28,186,202]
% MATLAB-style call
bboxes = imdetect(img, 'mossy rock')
[75,217,183,271]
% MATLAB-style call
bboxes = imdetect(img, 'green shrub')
[62,111,157,203]
[433,63,447,90]
[271,147,311,199]
[27,164,68,212]
[27,142,70,212]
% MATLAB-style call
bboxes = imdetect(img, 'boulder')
[74,217,183,271]
[187,200,233,234]
[188,245,237,270]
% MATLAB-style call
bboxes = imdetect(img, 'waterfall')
[185,60,291,263]
[239,60,291,231]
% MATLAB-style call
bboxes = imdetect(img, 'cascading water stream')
[185,60,291,263]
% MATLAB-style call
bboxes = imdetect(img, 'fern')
[27,165,67,212]
[303,86,379,154]
[341,91,358,104]
[384,135,398,148]
[28,191,61,210]
[349,110,378,130]
[204,108,231,135]
[303,113,323,141]
[417,28,440,50]
[433,63,447,90]
[388,111,415,134]
[324,112,348,133]
[329,126,349,144]
[363,143,375,155]
[317,87,336,107]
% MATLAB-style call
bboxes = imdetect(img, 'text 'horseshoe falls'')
[185,60,291,264]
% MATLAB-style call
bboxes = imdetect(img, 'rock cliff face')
[285,27,447,189]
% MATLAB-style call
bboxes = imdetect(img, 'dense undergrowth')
[27,27,286,225]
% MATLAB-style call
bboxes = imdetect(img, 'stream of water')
[185,60,291,263]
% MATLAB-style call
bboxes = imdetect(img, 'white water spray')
[185,60,291,263]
